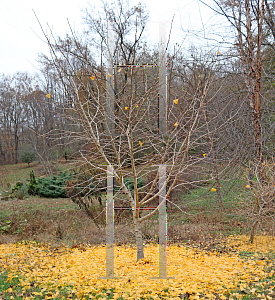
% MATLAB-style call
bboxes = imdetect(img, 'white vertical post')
[106,21,115,136]
[159,21,167,136]
[151,164,174,279]
[99,165,120,279]
[106,164,114,277]
[159,164,167,278]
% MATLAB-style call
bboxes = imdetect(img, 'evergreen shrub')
[27,171,72,198]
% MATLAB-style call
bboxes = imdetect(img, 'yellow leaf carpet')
[0,235,274,299]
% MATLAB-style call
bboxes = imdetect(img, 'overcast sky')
[0,0,219,76]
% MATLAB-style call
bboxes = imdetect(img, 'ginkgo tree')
[36,3,233,262]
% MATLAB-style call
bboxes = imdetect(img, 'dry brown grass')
[0,195,223,248]
[0,162,39,189]
[0,161,261,249]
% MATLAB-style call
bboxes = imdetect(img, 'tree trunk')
[14,125,19,164]
[249,219,259,243]
[252,105,266,184]
[251,0,266,184]
[231,0,266,184]
[133,214,144,261]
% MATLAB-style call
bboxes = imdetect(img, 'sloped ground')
[0,163,274,299]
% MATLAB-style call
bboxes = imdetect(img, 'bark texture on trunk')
[249,219,259,243]
[252,105,266,184]
[233,0,266,185]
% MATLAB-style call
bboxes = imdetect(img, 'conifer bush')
[27,170,37,195]
[27,171,72,198]
[36,172,72,198]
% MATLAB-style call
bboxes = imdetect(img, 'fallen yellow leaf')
[211,188,216,192]
[46,94,51,98]
[0,235,274,299]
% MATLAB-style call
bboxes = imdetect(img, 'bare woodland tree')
[215,0,266,182]
[0,73,35,164]
[209,0,275,242]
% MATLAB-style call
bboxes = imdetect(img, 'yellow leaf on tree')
[173,99,179,104]
[174,122,178,127]
[217,51,221,55]
[139,141,142,147]
[198,74,201,78]
[107,73,112,77]
[125,107,128,110]
[90,76,95,80]
[136,105,138,108]
[118,68,121,72]
[245,185,250,189]
[46,94,51,98]
[203,153,206,157]
[211,188,216,192]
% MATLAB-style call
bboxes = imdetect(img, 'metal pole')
[151,164,174,279]
[106,21,115,136]
[106,164,114,277]
[157,21,172,277]
[99,165,120,279]
[159,21,167,136]
[158,164,167,278]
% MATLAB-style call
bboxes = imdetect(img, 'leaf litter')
[0,235,274,299]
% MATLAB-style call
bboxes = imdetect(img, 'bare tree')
[208,0,275,242]
[213,0,266,182]
[38,29,236,263]
[0,73,33,164]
